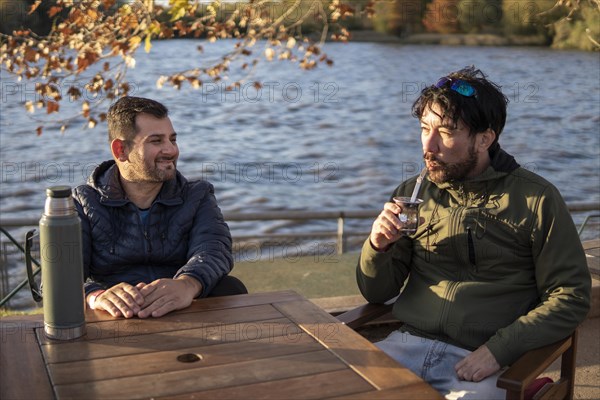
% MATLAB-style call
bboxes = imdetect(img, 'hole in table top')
[177,353,203,363]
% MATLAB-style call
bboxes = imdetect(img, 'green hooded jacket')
[357,145,591,367]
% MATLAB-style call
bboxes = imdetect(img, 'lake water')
[1,40,599,233]
[1,40,599,309]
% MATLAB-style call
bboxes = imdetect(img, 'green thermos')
[26,186,86,340]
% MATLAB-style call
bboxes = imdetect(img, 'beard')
[424,142,478,184]
[126,152,177,183]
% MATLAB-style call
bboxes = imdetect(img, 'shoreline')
[347,30,549,47]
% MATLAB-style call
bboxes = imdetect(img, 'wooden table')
[0,290,441,399]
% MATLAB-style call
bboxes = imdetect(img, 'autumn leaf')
[265,48,274,61]
[129,36,142,48]
[86,9,99,22]
[169,0,189,22]
[102,0,116,10]
[286,37,296,49]
[28,1,42,15]
[24,48,38,63]
[190,78,201,89]
[120,83,131,95]
[67,86,82,100]
[77,51,99,73]
[145,35,152,53]
[46,101,59,114]
[48,6,63,18]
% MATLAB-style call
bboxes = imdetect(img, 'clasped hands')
[88,275,202,318]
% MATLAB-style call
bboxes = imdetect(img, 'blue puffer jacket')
[73,160,233,297]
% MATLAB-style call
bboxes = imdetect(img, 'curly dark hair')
[107,96,169,143]
[412,66,509,145]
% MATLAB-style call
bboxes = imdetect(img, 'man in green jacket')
[358,66,591,399]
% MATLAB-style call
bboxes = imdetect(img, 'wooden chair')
[337,302,578,400]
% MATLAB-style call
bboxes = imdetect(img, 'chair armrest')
[336,302,394,330]
[497,329,577,397]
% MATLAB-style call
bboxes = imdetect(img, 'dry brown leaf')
[48,6,63,18]
[28,1,42,15]
[46,101,59,114]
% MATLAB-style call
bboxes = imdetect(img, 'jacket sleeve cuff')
[84,281,107,297]
[360,238,394,276]
[175,250,231,299]
[485,337,517,367]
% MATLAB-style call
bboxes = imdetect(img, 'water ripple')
[1,41,598,236]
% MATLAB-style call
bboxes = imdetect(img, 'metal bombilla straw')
[410,167,428,202]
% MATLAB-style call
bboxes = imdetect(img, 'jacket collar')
[489,142,520,173]
[88,160,186,207]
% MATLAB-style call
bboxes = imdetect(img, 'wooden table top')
[0,290,441,400]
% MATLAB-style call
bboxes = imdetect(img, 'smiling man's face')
[121,113,179,183]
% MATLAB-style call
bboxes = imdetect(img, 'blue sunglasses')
[435,77,477,97]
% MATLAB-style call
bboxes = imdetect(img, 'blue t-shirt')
[138,208,150,224]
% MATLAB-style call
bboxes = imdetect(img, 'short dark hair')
[412,66,508,145]
[107,96,169,143]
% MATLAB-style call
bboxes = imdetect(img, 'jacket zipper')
[467,227,477,271]
[143,230,152,253]
[136,209,152,254]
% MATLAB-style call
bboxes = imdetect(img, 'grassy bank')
[230,252,362,299]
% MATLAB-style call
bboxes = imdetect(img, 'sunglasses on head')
[435,77,477,97]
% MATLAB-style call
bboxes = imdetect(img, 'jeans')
[376,330,506,400]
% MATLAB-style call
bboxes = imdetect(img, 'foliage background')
[1,0,597,50]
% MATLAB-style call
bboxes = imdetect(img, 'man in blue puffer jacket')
[73,96,246,319]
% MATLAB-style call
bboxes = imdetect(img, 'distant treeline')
[1,0,596,51]
[365,0,598,50]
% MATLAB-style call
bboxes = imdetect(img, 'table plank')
[39,303,284,345]
[54,350,347,399]
[47,332,320,385]
[85,290,303,323]
[274,299,427,392]
[160,369,375,400]
[40,317,301,363]
[0,318,53,400]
